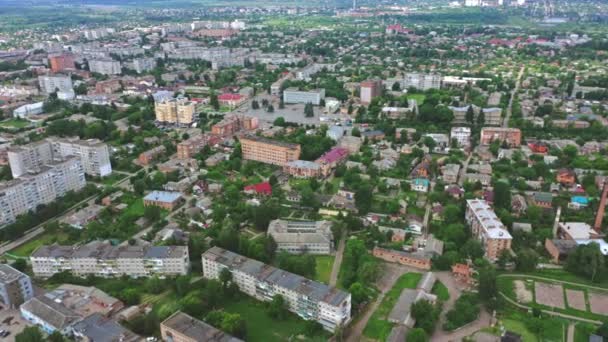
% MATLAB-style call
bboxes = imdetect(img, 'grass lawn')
[314,255,335,284]
[8,231,69,257]
[502,319,538,342]
[223,296,329,342]
[101,173,128,186]
[574,323,599,342]
[432,281,450,302]
[407,94,426,105]
[363,273,422,340]
[123,198,145,217]
[0,118,31,128]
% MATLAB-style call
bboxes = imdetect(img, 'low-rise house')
[557,168,576,186]
[511,194,528,216]
[411,178,430,193]
[60,204,105,229]
[20,295,81,334]
[387,272,437,327]
[137,145,166,166]
[512,222,532,233]
[569,196,589,210]
[545,239,579,263]
[557,222,599,240]
[161,311,243,342]
[244,182,272,196]
[72,313,140,342]
[441,164,461,184]
[463,173,491,186]
[530,192,553,209]
[451,263,475,285]
[143,191,183,211]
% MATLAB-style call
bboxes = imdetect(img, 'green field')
[0,118,31,128]
[8,231,69,257]
[407,94,426,105]
[223,296,329,342]
[314,255,335,284]
[363,273,422,340]
[574,323,599,342]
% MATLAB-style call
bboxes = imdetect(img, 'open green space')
[501,318,539,342]
[0,118,31,128]
[432,281,450,302]
[223,296,329,342]
[101,173,129,186]
[8,231,69,257]
[363,272,422,341]
[574,323,599,342]
[313,255,335,284]
[407,94,426,105]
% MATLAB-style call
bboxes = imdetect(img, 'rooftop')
[0,264,28,284]
[162,311,243,342]
[144,190,182,203]
[466,199,512,240]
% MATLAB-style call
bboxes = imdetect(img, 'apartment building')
[155,98,196,125]
[295,63,335,81]
[202,247,351,332]
[239,135,301,166]
[360,79,382,105]
[283,160,322,178]
[7,140,54,178]
[49,54,75,73]
[479,127,522,147]
[38,75,73,94]
[211,115,259,137]
[88,59,122,75]
[283,88,325,105]
[161,311,244,342]
[132,57,156,74]
[138,146,166,166]
[49,137,112,177]
[465,199,512,261]
[268,220,334,254]
[403,73,442,90]
[30,241,189,278]
[0,157,86,226]
[177,134,219,159]
[450,127,472,148]
[0,264,33,308]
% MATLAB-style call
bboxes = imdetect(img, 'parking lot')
[0,308,30,341]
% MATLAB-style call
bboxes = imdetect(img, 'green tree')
[304,103,314,117]
[478,267,497,303]
[411,299,439,334]
[144,205,161,222]
[15,327,45,342]
[210,93,220,110]
[477,110,485,126]
[219,267,233,289]
[355,185,373,214]
[267,104,275,113]
[466,105,475,124]
[406,328,429,342]
[267,294,288,319]
[252,100,260,109]
[566,243,606,282]
[515,248,538,272]
[273,116,286,127]
[493,181,511,210]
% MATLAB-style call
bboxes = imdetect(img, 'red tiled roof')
[218,93,244,101]
[244,182,272,195]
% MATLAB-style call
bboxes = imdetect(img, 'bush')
[443,292,480,331]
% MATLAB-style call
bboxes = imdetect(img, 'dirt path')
[567,323,575,342]
[329,235,346,287]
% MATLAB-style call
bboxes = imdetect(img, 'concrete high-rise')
[360,80,382,105]
[155,98,196,125]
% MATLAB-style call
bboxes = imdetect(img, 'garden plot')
[514,280,533,303]
[565,289,586,311]
[589,292,608,315]
[535,282,565,309]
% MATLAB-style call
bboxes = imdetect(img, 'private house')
[557,169,576,187]
[244,182,272,196]
[143,191,183,211]
[412,178,430,193]
[530,192,553,209]
[568,196,589,210]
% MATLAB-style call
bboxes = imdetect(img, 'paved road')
[503,66,525,128]
[457,154,473,187]
[329,235,346,287]
[567,323,575,342]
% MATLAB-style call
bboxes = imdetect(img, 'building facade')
[450,126,472,148]
[0,264,33,308]
[239,135,301,166]
[479,127,522,147]
[202,247,351,332]
[360,80,382,105]
[155,98,196,125]
[267,219,334,254]
[30,241,189,278]
[49,54,75,73]
[49,137,112,177]
[88,59,122,75]
[465,199,512,260]
[0,157,86,226]
[283,88,325,105]
[403,73,442,90]
[38,75,73,94]
[161,311,244,342]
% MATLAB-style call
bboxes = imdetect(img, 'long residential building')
[479,127,522,147]
[30,241,189,278]
[239,135,301,166]
[88,59,122,75]
[8,138,111,178]
[155,98,196,125]
[0,157,86,226]
[268,219,333,254]
[403,73,442,90]
[38,75,73,94]
[465,199,512,261]
[202,247,351,332]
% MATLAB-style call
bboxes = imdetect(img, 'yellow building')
[155,98,195,125]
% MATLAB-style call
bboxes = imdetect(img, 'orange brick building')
[372,247,431,270]
[49,54,75,73]
[240,135,301,166]
[479,127,522,147]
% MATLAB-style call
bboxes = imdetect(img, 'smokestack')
[594,182,608,232]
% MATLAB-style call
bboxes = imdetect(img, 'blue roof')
[144,190,182,203]
[413,178,430,186]
[571,196,589,205]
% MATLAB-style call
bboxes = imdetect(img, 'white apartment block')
[295,63,335,81]
[283,88,325,105]
[132,57,156,74]
[0,157,85,226]
[155,98,196,125]
[267,220,334,254]
[450,127,472,148]
[38,75,73,94]
[31,241,189,278]
[403,73,442,90]
[202,247,351,332]
[88,59,122,75]
[49,137,112,177]
[465,199,512,261]
[9,138,112,178]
